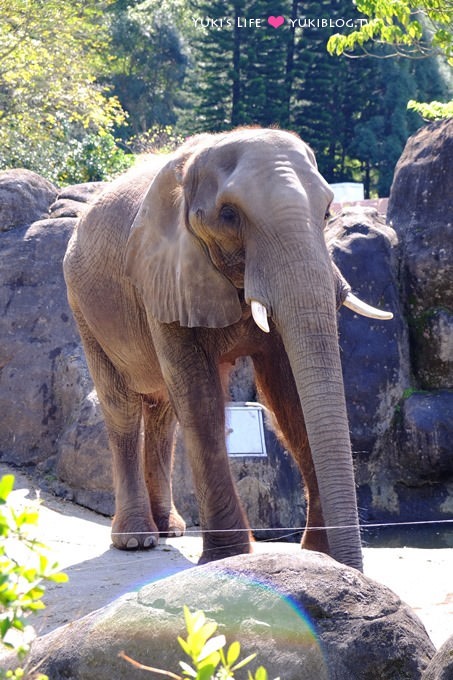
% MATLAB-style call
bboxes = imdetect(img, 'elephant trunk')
[278,303,362,570]
[246,244,363,571]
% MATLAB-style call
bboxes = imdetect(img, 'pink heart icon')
[268,15,284,28]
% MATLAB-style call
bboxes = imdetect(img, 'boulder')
[0,180,105,470]
[388,118,452,239]
[368,390,453,525]
[2,552,435,680]
[372,119,453,523]
[326,207,410,457]
[422,634,453,680]
[0,169,57,231]
[0,216,79,465]
[391,391,453,485]
[387,119,453,390]
[409,308,453,390]
[49,182,107,219]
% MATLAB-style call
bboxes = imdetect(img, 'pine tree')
[185,0,294,132]
[349,53,448,196]
[181,0,450,195]
[290,0,370,182]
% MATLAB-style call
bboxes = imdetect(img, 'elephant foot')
[198,535,253,564]
[301,527,329,555]
[154,507,187,538]
[111,515,159,550]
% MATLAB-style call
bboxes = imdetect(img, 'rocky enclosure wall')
[0,120,452,537]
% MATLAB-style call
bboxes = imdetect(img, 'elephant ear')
[124,156,242,328]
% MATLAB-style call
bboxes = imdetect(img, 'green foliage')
[184,0,295,132]
[184,0,449,196]
[127,125,186,156]
[57,132,134,185]
[0,475,68,680]
[120,606,279,680]
[407,99,453,119]
[1,0,451,192]
[0,0,127,183]
[326,0,453,62]
[107,0,189,138]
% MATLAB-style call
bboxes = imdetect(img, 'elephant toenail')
[143,535,157,548]
[126,537,139,549]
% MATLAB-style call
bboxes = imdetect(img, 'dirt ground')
[2,464,452,651]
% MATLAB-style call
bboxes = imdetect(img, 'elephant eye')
[220,205,237,223]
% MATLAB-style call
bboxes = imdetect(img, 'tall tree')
[291,0,449,194]
[181,0,450,194]
[290,0,370,182]
[107,0,189,138]
[185,0,295,132]
[0,0,125,181]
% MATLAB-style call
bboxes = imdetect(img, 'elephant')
[64,127,393,571]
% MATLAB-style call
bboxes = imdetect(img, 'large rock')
[423,634,453,679]
[391,391,453,485]
[327,207,410,457]
[388,119,453,389]
[0,180,105,470]
[368,389,453,524]
[2,552,435,679]
[49,182,107,219]
[0,216,78,465]
[0,169,57,231]
[379,120,453,523]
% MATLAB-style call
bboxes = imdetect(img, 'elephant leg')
[252,344,330,555]
[152,325,252,563]
[72,309,158,550]
[142,396,186,537]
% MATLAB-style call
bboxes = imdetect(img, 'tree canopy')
[183,0,450,195]
[0,0,127,182]
[327,0,453,62]
[0,0,451,192]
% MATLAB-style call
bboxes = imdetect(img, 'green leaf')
[178,635,192,657]
[253,667,268,680]
[232,653,257,672]
[226,641,240,667]
[197,621,218,646]
[198,634,225,662]
[179,660,197,677]
[0,475,15,503]
[47,571,68,584]
[196,664,216,680]
[183,606,205,636]
[0,617,12,637]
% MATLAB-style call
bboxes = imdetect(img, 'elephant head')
[125,128,392,570]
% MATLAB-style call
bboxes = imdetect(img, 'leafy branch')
[0,475,68,680]
[120,606,280,680]
[327,0,453,63]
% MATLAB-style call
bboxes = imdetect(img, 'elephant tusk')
[251,300,270,333]
[343,292,393,320]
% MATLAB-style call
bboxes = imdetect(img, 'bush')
[57,131,135,185]
[127,125,185,156]
[120,605,279,680]
[0,475,68,680]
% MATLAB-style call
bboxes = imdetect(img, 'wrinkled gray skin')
[64,128,363,570]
